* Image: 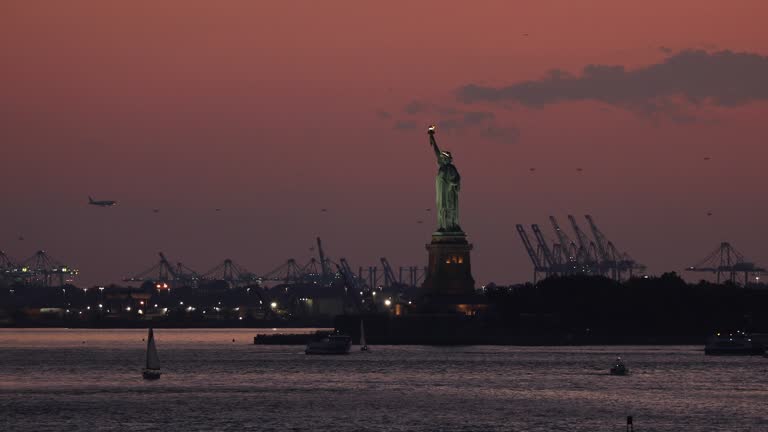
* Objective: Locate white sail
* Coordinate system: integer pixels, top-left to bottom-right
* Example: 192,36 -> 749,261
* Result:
360,320 -> 366,346
146,328 -> 160,370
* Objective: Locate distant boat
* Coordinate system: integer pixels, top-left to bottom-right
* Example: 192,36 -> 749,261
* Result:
360,320 -> 369,352
142,328 -> 161,380
305,331 -> 351,355
705,331 -> 765,355
610,356 -> 629,376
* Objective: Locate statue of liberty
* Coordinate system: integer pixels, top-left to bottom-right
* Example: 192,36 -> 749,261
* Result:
428,125 -> 462,232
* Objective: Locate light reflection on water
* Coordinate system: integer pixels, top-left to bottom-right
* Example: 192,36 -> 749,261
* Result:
0,329 -> 766,431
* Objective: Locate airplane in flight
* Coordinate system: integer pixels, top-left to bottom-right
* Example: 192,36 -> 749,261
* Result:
88,196 -> 117,207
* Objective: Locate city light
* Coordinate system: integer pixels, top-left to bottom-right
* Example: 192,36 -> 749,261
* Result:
270,302 -> 278,309
384,299 -> 392,306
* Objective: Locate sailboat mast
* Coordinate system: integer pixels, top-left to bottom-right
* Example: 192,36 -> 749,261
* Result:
360,320 -> 366,345
146,328 -> 154,369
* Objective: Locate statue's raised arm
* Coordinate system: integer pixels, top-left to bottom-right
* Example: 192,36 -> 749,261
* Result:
428,125 -> 442,163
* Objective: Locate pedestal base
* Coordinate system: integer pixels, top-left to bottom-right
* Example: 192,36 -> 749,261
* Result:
420,231 -> 476,300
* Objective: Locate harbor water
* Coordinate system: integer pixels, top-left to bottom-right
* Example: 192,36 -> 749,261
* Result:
0,329 -> 766,431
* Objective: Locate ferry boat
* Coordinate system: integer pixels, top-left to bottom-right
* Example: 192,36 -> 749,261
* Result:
705,331 -> 765,355
305,331 -> 352,355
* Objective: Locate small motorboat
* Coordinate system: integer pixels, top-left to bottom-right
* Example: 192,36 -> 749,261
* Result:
360,320 -> 369,352
305,331 -> 352,355
705,331 -> 765,355
610,356 -> 629,376
142,328 -> 162,380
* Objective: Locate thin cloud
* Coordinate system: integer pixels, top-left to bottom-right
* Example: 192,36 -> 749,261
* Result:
457,50 -> 768,110
404,100 -> 428,115
437,119 -> 462,132
463,111 -> 495,125
392,102 -> 517,143
481,125 -> 520,144
376,110 -> 392,120
393,120 -> 418,130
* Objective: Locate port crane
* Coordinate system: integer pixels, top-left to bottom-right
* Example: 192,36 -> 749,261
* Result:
686,242 -> 766,285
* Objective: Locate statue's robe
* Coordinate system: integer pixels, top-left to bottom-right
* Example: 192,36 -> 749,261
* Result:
436,160 -> 461,232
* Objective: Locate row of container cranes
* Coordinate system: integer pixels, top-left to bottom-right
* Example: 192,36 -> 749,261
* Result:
6,227 -> 765,290
516,215 -> 645,283
0,250 -> 79,287
0,238 -> 427,295
122,238 -> 426,292
517,215 -> 767,286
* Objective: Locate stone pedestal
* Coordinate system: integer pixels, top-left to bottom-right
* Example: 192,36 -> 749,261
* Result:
420,231 -> 475,298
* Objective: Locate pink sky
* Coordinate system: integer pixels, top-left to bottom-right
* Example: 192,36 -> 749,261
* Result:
1,1 -> 767,285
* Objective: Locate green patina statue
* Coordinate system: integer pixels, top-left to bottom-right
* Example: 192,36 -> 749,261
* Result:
428,126 -> 462,233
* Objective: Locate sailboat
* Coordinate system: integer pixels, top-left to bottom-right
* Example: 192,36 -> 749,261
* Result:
142,328 -> 161,380
360,320 -> 369,352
